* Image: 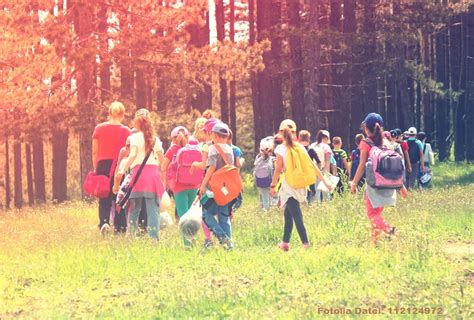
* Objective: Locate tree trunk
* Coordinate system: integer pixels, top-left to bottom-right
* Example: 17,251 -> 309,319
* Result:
72,2 -> 95,194
465,9 -> 474,162
250,0 -> 260,150
98,3 -> 111,103
229,0 -> 237,143
452,14 -> 466,162
52,129 -> 68,202
435,17 -> 450,161
32,137 -> 46,204
5,137 -> 11,209
306,0 -> 321,132
341,0 -> 356,148
216,0 -> 230,124
25,144 -> 34,206
13,135 -> 22,209
287,0 -> 306,129
136,68 -> 146,108
422,34 -> 434,137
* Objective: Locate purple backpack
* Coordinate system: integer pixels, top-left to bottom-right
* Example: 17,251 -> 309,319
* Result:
365,139 -> 405,189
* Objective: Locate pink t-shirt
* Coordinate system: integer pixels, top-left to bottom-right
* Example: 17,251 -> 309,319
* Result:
92,122 -> 131,162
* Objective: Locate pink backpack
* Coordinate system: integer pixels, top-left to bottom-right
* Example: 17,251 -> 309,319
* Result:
176,141 -> 204,186
365,139 -> 405,189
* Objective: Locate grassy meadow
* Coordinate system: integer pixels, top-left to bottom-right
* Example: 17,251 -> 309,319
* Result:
0,163 -> 473,319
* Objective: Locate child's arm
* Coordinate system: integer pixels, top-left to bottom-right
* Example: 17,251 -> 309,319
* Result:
351,148 -> 369,193
343,157 -> 351,175
400,185 -> 408,200
403,149 -> 412,173
191,150 -> 208,171
199,165 -> 216,196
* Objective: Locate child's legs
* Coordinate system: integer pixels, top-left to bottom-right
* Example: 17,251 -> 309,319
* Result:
217,205 -> 231,238
201,222 -> 212,240
202,199 -> 228,240
175,190 -> 196,217
364,193 -> 390,241
128,198 -> 142,237
283,202 -> 294,243
114,208 -> 127,233
144,197 -> 160,239
259,188 -> 271,210
287,197 -> 309,244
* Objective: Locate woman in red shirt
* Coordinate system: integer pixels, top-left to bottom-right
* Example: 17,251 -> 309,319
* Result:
92,101 -> 131,234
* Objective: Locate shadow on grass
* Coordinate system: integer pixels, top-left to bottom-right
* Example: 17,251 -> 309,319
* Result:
433,163 -> 474,187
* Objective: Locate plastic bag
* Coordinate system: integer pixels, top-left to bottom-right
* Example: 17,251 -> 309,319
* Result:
316,174 -> 339,192
160,211 -> 174,230
160,191 -> 172,212
178,201 -> 202,241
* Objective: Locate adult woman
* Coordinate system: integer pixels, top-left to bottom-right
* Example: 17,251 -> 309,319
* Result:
270,120 -> 332,251
119,112 -> 165,240
92,101 -> 131,234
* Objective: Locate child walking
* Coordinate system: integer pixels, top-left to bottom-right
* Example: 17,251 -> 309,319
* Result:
254,137 -> 274,210
270,120 -> 333,251
351,113 -> 407,244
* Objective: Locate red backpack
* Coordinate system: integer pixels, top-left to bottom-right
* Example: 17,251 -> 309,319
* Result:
176,141 -> 204,186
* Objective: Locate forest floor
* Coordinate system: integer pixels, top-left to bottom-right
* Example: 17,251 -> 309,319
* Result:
0,163 -> 473,319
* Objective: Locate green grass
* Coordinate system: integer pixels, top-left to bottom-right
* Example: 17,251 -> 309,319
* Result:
0,164 -> 473,319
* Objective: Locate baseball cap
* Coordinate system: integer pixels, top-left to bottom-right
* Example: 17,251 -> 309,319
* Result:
362,112 -> 384,130
171,126 -> 189,138
320,130 -> 330,140
279,119 -> 297,132
408,127 -> 417,135
135,108 -> 150,118
260,136 -> 274,152
212,122 -> 230,135
203,118 -> 221,133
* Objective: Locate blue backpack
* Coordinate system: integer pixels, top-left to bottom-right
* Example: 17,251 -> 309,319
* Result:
254,155 -> 274,188
350,149 -> 361,180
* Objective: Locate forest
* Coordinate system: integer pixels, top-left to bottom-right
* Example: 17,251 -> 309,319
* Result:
1,0 -> 474,208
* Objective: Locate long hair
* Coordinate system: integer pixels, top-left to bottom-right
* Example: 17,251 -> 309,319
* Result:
134,115 -> 155,153
282,128 -> 294,148
364,123 -> 383,147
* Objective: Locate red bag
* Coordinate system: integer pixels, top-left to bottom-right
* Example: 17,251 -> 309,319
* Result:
83,172 -> 111,198
83,159 -> 116,198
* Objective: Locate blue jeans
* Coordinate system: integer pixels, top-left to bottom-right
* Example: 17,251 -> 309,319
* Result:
202,199 -> 231,240
258,187 -> 271,210
129,197 -> 160,239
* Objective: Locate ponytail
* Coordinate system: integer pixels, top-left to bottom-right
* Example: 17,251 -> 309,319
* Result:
283,128 -> 294,148
134,115 -> 155,154
372,123 -> 383,147
176,132 -> 187,148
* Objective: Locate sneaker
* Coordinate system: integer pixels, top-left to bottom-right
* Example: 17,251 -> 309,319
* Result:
220,237 -> 234,250
278,242 -> 290,251
203,239 -> 214,249
389,227 -> 396,236
302,242 -> 311,249
100,223 -> 111,236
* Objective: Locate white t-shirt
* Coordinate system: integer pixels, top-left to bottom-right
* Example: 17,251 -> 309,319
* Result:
129,132 -> 163,168
310,142 -> 332,171
274,144 -> 288,169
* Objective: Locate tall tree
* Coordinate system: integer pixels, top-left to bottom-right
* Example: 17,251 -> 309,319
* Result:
52,129 -> 68,202
466,8 -> 474,162
32,136 -> 46,204
5,137 -> 11,209
306,0 -> 322,132
287,0 -> 306,129
98,3 -> 111,103
13,127 -> 22,209
72,1 -> 96,194
216,0 -> 230,124
25,144 -> 34,206
249,0 -> 261,150
229,0 -> 237,143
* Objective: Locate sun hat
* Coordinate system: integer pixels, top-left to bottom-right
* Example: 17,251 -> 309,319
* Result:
279,119 -> 297,132
408,127 -> 417,136
212,122 -> 230,135
203,118 -> 221,133
260,136 -> 274,152
171,126 -> 189,138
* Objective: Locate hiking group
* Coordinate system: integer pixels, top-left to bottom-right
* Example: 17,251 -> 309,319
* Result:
87,101 -> 435,250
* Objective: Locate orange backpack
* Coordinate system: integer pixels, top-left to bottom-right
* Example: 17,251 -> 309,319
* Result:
208,144 -> 243,206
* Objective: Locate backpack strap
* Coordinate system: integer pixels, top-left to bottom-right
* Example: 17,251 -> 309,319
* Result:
214,144 -> 230,166
364,138 -> 375,148
423,143 -> 427,153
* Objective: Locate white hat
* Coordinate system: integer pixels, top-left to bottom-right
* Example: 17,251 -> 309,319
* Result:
320,130 -> 330,139
408,127 -> 417,136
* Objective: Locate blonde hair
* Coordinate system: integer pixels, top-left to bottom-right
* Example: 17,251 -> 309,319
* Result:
134,115 -> 155,154
108,101 -> 125,119
202,109 -> 216,120
333,136 -> 342,145
298,130 -> 311,143
193,117 -> 207,142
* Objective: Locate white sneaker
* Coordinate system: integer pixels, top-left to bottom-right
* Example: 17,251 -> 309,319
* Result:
100,223 -> 111,236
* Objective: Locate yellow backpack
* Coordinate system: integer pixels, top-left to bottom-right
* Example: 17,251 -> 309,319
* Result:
285,143 -> 317,189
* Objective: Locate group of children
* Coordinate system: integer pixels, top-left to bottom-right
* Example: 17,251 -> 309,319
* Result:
99,102 -> 434,249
